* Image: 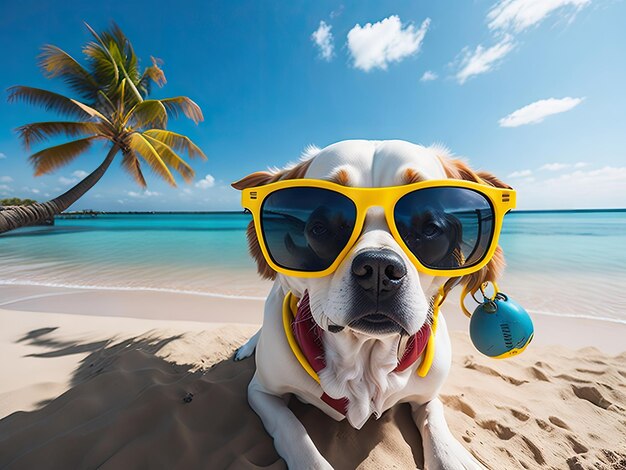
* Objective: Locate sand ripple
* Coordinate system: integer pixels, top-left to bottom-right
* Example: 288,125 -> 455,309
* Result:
0,328 -> 625,469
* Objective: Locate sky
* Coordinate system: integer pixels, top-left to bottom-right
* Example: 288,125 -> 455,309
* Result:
1,0 -> 625,211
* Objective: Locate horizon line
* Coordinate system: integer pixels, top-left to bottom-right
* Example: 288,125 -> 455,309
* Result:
57,208 -> 626,216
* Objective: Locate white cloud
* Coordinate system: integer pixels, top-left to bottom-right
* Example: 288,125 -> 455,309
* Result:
513,166 -> 626,209
0,153 -> 6,159
537,161 -> 585,171
59,169 -> 89,186
59,176 -> 75,185
182,188 -> 192,195
127,190 -> 160,198
311,21 -> 334,61
330,6 -> 344,19
453,0 -> 589,85
540,162 -> 569,171
456,37 -> 515,84
508,169 -> 533,178
487,0 -> 591,33
499,97 -> 583,127
195,174 -> 216,189
420,70 -> 438,82
0,176 -> 13,183
347,16 -> 430,72
0,184 -> 12,192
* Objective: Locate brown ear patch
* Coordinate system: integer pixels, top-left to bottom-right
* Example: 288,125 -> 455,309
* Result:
233,157 -> 314,280
475,170 -> 512,189
231,158 -> 314,190
246,221 -> 276,280
231,172 -> 275,190
438,156 -> 512,189
437,154 -> 509,293
438,156 -> 483,183
461,245 -> 506,294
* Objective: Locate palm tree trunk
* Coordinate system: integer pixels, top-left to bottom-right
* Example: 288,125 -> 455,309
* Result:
0,145 -> 119,234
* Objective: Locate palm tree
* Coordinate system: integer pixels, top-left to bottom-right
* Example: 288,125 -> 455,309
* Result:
0,23 -> 206,234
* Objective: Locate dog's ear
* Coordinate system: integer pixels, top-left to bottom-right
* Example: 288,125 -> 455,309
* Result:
232,159 -> 315,280
245,221 -> 277,280
438,155 -> 512,189
437,155 -> 510,292
474,170 -> 512,190
231,159 -> 314,190
231,172 -> 275,190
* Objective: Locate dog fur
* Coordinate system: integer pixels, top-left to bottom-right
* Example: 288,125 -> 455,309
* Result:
232,140 -> 508,469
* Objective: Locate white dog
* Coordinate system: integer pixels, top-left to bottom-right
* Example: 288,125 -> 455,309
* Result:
232,140 -> 508,469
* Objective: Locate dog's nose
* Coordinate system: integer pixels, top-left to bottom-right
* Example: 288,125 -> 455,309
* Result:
351,249 -> 407,300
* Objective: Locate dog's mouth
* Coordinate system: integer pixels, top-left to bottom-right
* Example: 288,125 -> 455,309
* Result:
348,312 -> 406,335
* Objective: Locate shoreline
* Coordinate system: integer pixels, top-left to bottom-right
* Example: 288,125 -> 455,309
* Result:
50,207 -> 626,215
0,280 -> 269,302
2,280 -> 626,325
1,283 -> 625,355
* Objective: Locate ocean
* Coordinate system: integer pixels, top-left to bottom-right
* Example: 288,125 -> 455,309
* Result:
1,211 -> 625,323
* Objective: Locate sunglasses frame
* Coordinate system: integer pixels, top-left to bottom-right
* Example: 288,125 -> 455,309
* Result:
241,178 -> 516,278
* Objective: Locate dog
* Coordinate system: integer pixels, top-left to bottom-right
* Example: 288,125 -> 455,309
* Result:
232,140 -> 508,469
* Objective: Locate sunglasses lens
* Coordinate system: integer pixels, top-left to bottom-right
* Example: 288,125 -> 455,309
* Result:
260,187 -> 357,272
394,187 -> 495,270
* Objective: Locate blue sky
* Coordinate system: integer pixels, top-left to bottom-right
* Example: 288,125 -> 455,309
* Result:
1,0 -> 625,211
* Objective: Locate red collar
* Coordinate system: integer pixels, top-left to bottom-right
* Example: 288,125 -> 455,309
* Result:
291,291 -> 431,415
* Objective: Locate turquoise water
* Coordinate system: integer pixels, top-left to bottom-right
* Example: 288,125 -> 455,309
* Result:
1,211 -> 625,321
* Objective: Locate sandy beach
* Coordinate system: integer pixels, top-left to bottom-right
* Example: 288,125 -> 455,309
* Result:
1,284 -> 625,469
2,0 -> 625,466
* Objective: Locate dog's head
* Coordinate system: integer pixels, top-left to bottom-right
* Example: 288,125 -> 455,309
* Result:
233,140 -> 508,338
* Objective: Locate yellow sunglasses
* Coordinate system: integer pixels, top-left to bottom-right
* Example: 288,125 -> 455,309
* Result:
241,178 -> 516,278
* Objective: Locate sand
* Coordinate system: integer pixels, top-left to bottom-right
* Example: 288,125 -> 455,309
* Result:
0,286 -> 625,469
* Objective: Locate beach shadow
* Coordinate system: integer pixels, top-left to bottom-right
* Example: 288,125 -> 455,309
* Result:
17,327 -> 59,342
15,326 -> 184,387
2,327 -> 425,469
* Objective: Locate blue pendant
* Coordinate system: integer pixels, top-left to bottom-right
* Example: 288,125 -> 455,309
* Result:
469,293 -> 534,358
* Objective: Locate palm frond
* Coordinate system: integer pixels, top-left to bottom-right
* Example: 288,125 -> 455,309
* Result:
28,136 -> 97,176
38,45 -> 99,100
142,134 -> 194,182
103,23 -> 139,81
121,147 -> 147,187
118,78 -> 127,115
70,99 -> 111,123
94,24 -> 143,103
7,86 -> 92,119
137,57 -> 166,97
142,129 -> 206,160
159,97 -> 203,124
16,121 -> 104,150
83,42 -> 119,87
126,100 -> 168,129
128,133 -> 176,186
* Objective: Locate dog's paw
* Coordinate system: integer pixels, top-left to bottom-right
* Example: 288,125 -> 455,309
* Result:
233,330 -> 260,361
234,343 -> 255,361
425,440 -> 485,470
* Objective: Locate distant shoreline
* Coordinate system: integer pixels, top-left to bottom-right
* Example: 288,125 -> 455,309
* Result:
58,208 -> 626,217
58,210 -> 248,216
